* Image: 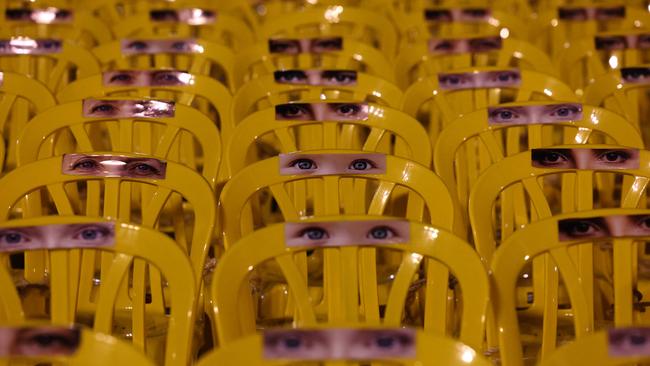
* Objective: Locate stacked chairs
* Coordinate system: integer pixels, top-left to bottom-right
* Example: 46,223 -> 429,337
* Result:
2,0 -> 650,365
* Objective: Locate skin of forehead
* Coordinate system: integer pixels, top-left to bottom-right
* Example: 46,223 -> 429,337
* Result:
278,153 -> 386,175
284,220 -> 409,247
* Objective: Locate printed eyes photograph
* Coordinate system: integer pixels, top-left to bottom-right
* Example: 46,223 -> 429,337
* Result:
424,8 -> 490,22
62,153 -> 167,179
82,98 -> 175,118
0,222 -> 115,252
263,328 -> 416,360
429,36 -> 502,54
558,214 -> 650,241
594,34 -> 650,50
274,102 -> 368,121
621,67 -> 650,83
273,69 -> 358,86
149,8 -> 216,25
278,152 -> 386,176
609,328 -> 650,357
531,148 -> 640,170
284,220 -> 410,247
5,8 -> 73,23
487,103 -> 582,124
121,38 -> 201,55
268,36 -> 343,54
558,6 -> 625,21
438,69 -> 521,90
0,326 -> 80,357
0,38 -> 61,54
102,70 -> 194,87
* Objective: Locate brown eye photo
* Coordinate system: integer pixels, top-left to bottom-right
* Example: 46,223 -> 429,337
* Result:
531,148 -> 639,169
82,98 -> 175,118
62,153 -> 167,179
609,327 -> 650,357
595,6 -> 625,20
273,70 -> 309,84
0,326 -> 81,357
5,8 -> 33,21
559,214 -> 650,241
275,102 -> 368,121
268,38 -> 302,54
149,9 -> 179,22
467,36 -> 502,52
424,9 -> 453,22
595,35 -> 628,50
558,7 -> 589,20
621,67 -> 650,83
637,34 -> 650,49
310,37 -> 343,53
275,103 -> 314,120
458,8 -> 490,21
263,328 -> 416,360
0,222 -> 115,252
279,152 -> 386,176
428,38 -> 459,54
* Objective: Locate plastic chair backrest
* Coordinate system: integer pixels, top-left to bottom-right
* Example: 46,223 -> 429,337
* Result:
0,7 -> 113,48
435,103 -> 643,218
16,99 -> 222,188
225,103 -> 431,177
0,216 -> 196,366
0,155 -> 215,285
0,39 -> 100,92
492,208 -> 650,366
259,7 -> 397,59
0,71 -> 57,173
232,71 -> 403,123
0,324 -> 156,366
234,39 -> 394,89
219,150 -> 459,247
395,36 -> 557,89
92,37 -> 236,92
55,71 -> 234,139
211,219 -> 488,350
401,67 -> 578,144
197,327 -> 492,366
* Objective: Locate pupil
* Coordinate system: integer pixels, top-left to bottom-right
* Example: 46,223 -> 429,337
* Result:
557,108 -> 569,116
376,337 -> 394,348
450,77 -> 460,84
307,229 -> 324,240
82,230 -> 98,240
35,335 -> 55,346
605,152 -> 619,161
371,228 -> 388,239
80,161 -> 95,168
297,160 -> 313,169
172,42 -> 186,50
546,153 -> 559,162
499,111 -> 512,119
498,74 -> 509,81
631,334 -> 646,345
575,222 -> 590,233
6,233 -> 21,244
284,338 -> 301,348
133,42 -> 146,50
137,164 -> 151,171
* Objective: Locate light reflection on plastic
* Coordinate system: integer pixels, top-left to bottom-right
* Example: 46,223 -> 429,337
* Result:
368,105 -> 384,118
352,53 -> 363,61
461,348 -> 476,363
10,37 -> 38,54
325,5 -> 343,23
410,253 -> 423,263
424,226 -> 439,240
543,88 -> 553,96
177,72 -> 195,85
513,51 -> 523,58
608,55 -> 619,69
617,83 -> 623,89
524,255 -> 530,261
551,18 -> 558,27
101,160 -> 127,166
499,28 -> 510,39
590,111 -> 599,125
372,91 -> 382,98
31,8 -> 59,23
488,17 -> 500,27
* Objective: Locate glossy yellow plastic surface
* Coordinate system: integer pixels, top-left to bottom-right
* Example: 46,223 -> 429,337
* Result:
395,37 -> 558,89
401,67 -> 578,145
0,155 -> 216,285
435,103 -> 643,221
0,323 -> 155,366
55,72 -> 234,140
0,216 -> 196,366
492,208 -> 650,366
0,40 -> 100,92
224,103 -> 431,178
234,39 -> 395,88
92,37 -> 237,92
16,98 -> 222,188
259,7 -> 397,58
0,71 -> 57,173
211,219 -> 488,350
219,149 -> 460,247
232,71 -> 403,124
198,326 -> 492,366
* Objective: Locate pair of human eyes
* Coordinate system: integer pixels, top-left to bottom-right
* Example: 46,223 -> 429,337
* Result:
533,149 -> 632,166
72,158 -> 161,176
125,41 -> 190,52
275,71 -> 356,84
559,216 -> 650,238
439,71 -> 519,86
18,331 -> 78,353
297,225 -> 397,241
622,68 -> 650,82
489,105 -> 580,123
276,103 -> 362,119
597,36 -> 627,49
311,38 -> 342,52
266,332 -> 412,355
108,72 -> 182,85
150,10 -> 179,21
468,38 -> 501,52
0,225 -> 112,246
289,158 -> 377,171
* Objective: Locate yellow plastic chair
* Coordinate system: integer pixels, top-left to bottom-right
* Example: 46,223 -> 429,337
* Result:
259,7 -> 398,59
224,102 -> 431,178
55,71 -> 234,140
232,71 -> 403,124
0,216 -> 196,366
556,29 -> 650,95
0,6 -> 113,49
540,328 -> 650,366
0,154 -> 215,288
435,102 -> 643,219
16,98 -> 222,189
197,326 -> 492,366
110,9 -> 254,52
492,209 -> 650,366
0,38 -> 100,93
584,66 -> 650,145
219,150 -> 460,248
211,219 -> 488,351
0,71 -> 57,173
401,67 -> 578,145
91,37 -> 236,92
0,324 -> 155,366
234,38 -> 394,89
395,36 -> 557,90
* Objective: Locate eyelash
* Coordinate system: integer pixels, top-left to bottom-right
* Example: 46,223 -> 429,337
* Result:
72,159 -> 99,170
110,74 -> 134,83
0,231 -> 28,245
348,159 -> 377,170
71,225 -> 112,241
334,104 -> 361,116
289,159 -> 317,170
89,103 -> 117,115
125,162 -> 161,176
595,150 -> 631,163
